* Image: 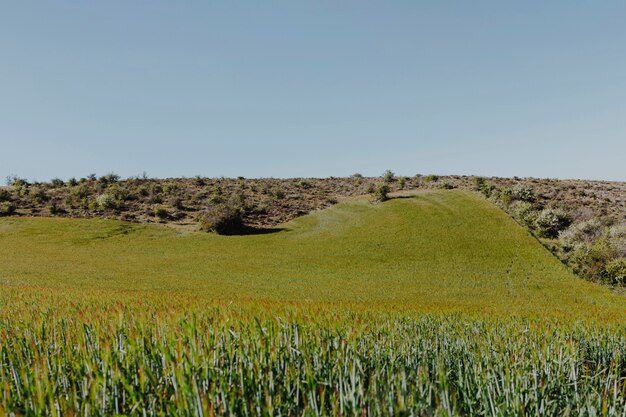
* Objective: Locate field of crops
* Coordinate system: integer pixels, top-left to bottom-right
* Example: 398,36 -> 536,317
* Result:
1,191 -> 626,415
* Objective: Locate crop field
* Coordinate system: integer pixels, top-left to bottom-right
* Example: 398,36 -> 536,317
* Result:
1,191 -> 626,415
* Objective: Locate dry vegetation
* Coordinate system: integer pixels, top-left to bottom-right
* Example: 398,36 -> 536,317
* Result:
2,173 -> 625,228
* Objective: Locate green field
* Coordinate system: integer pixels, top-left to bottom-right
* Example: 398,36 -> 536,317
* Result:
1,190 -> 625,415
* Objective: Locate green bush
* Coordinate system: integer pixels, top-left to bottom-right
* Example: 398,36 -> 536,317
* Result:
0,201 -> 16,216
50,178 -> 65,187
48,203 -> 61,215
604,258 -> 626,285
535,208 -> 571,238
99,173 -> 120,184
198,203 -> 244,234
96,193 -> 121,210
559,219 -> 604,251
472,176 -> 486,191
371,182 -> 390,202
511,202 -> 536,229
154,206 -> 169,219
398,176 -> 406,189
0,188 -> 10,202
511,185 -> 535,202
382,170 -> 395,183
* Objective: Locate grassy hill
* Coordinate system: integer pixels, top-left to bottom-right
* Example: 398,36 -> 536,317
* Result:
1,190 -> 623,320
2,190 -> 626,415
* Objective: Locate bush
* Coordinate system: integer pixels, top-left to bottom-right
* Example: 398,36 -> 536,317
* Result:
48,203 -> 61,215
198,203 -> 244,234
606,225 -> 626,257
0,188 -> 10,202
472,176 -> 486,191
382,170 -> 395,183
559,219 -> 604,251
398,176 -> 406,189
511,185 -> 535,202
535,208 -> 571,238
154,206 -> 169,219
511,202 -> 536,229
371,183 -> 390,202
0,201 -> 16,215
604,258 -> 626,285
6,176 -> 28,187
99,173 -> 120,184
168,197 -> 184,210
96,193 -> 121,210
50,178 -> 65,187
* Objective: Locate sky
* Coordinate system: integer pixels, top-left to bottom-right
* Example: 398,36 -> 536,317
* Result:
1,1 -> 625,182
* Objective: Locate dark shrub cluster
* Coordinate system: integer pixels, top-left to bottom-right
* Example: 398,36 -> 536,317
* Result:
198,202 -> 244,235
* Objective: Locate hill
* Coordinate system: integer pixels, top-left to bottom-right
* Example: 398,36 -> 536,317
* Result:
2,190 -> 626,415
1,190 -> 624,320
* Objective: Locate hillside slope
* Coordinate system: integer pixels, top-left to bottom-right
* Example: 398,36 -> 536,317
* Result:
1,190 -> 624,320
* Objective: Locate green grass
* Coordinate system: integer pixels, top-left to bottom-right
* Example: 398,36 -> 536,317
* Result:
1,190 -> 626,415
0,190 -> 624,319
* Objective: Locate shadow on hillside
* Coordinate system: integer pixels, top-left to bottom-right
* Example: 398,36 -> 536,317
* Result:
222,226 -> 285,236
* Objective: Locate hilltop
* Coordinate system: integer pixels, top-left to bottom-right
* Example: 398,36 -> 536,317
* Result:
1,174 -> 625,228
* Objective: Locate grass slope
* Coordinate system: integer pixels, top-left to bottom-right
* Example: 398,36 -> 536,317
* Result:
1,190 -> 623,320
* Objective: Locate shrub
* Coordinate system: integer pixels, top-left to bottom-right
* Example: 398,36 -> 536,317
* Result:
382,170 -> 395,183
497,188 -> 514,206
606,225 -> 626,257
67,177 -> 78,187
559,219 -> 604,251
371,182 -> 390,202
154,206 -> 169,219
50,178 -> 65,187
208,191 -> 223,204
96,193 -> 121,210
198,203 -> 244,234
271,188 -> 285,199
424,175 -> 439,183
168,197 -> 184,210
511,202 -> 536,229
30,188 -> 49,204
511,185 -> 535,202
604,258 -> 626,285
398,176 -> 406,189
472,176 -> 486,191
298,180 -> 312,189
137,186 -> 150,197
0,201 -> 16,216
163,183 -> 178,194
535,208 -> 572,238
99,173 -> 120,183
351,173 -> 363,178
6,176 -> 28,187
0,188 -> 10,202
48,203 -> 61,215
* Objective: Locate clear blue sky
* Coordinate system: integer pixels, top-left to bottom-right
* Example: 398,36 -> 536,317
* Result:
1,2 -> 625,182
